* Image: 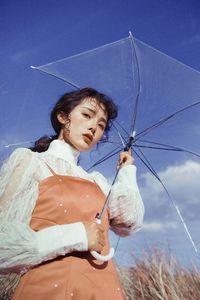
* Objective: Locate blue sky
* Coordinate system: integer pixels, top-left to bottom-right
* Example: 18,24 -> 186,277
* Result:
1,0 -> 200,268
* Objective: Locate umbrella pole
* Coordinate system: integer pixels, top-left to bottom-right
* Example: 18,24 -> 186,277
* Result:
90,134 -> 136,261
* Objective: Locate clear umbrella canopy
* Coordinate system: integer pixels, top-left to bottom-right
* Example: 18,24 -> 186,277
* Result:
1,33 -> 200,266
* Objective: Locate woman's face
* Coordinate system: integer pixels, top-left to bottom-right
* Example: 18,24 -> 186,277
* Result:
57,98 -> 108,151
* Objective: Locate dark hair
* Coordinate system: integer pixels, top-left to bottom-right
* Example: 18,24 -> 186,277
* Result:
30,87 -> 118,152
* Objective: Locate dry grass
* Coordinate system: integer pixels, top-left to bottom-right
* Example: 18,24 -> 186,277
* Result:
119,248 -> 200,300
0,273 -> 19,300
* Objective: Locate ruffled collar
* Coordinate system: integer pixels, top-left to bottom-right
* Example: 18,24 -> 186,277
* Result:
46,139 -> 80,165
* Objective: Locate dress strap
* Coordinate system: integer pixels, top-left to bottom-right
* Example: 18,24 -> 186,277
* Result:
37,156 -> 58,176
43,161 -> 57,176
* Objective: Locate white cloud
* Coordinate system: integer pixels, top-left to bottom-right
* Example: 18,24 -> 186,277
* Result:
143,221 -> 178,232
140,160 -> 200,221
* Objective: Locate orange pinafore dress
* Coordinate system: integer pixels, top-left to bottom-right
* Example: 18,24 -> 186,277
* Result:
12,164 -> 126,300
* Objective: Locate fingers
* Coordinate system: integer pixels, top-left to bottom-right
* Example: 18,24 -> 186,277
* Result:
117,149 -> 134,169
83,221 -> 106,253
96,226 -> 105,245
93,223 -> 105,252
95,231 -> 105,252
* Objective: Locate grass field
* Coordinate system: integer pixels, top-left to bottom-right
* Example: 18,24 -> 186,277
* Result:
119,248 -> 200,300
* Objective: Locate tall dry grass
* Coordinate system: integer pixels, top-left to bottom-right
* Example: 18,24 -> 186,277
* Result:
119,248 -> 200,300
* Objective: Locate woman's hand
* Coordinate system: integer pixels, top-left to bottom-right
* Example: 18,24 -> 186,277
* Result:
83,221 -> 105,253
117,149 -> 134,169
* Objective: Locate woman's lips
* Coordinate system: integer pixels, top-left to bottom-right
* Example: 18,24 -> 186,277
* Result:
82,134 -> 93,144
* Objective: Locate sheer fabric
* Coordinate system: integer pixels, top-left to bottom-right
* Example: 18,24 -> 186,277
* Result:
0,140 -> 144,297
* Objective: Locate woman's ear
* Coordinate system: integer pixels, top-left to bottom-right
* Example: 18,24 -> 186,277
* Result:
57,112 -> 68,125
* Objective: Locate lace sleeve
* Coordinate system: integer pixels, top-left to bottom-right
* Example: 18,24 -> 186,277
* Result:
92,165 -> 144,237
0,149 -> 89,275
0,148 -> 42,274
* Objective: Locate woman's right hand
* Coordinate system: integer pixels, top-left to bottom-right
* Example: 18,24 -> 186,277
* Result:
83,221 -> 105,253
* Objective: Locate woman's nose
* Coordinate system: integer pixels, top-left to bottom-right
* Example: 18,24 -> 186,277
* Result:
89,122 -> 97,135
89,126 -> 96,135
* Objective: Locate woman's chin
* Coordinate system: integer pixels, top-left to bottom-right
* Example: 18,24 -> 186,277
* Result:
71,141 -> 93,152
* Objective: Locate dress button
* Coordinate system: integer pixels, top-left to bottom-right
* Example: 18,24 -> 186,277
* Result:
54,283 -> 58,288
86,194 -> 89,198
64,209 -> 67,213
58,178 -> 62,182
59,203 -> 63,207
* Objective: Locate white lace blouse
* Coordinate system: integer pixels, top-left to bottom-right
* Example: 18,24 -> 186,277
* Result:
0,140 -> 144,274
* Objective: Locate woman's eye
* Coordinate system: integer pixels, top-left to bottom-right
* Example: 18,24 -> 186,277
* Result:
83,113 -> 91,119
98,123 -> 105,130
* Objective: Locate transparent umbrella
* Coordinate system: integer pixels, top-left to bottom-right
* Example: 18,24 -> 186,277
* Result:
29,32 -> 200,259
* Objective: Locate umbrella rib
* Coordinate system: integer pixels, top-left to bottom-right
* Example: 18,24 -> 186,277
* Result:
135,100 -> 200,140
2,140 -> 33,148
114,120 -> 130,137
133,147 -> 160,180
112,123 -> 127,148
30,66 -> 80,89
138,139 -> 200,158
86,146 -> 123,171
134,144 -> 181,151
129,31 -> 141,133
32,38 -> 129,68
134,145 -> 198,255
99,140 -> 121,145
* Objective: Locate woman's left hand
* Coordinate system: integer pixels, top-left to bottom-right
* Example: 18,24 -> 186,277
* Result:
117,149 -> 134,169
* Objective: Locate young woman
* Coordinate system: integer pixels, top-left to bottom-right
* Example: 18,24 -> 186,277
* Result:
0,88 -> 144,300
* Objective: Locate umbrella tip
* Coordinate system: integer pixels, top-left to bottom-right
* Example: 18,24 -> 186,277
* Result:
129,31 -> 133,37
131,130 -> 136,138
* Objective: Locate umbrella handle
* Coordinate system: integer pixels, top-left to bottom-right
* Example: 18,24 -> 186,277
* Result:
90,248 -> 115,261
90,219 -> 115,261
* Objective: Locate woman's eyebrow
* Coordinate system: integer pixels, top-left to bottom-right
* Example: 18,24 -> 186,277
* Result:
99,117 -> 107,124
82,107 -> 107,124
